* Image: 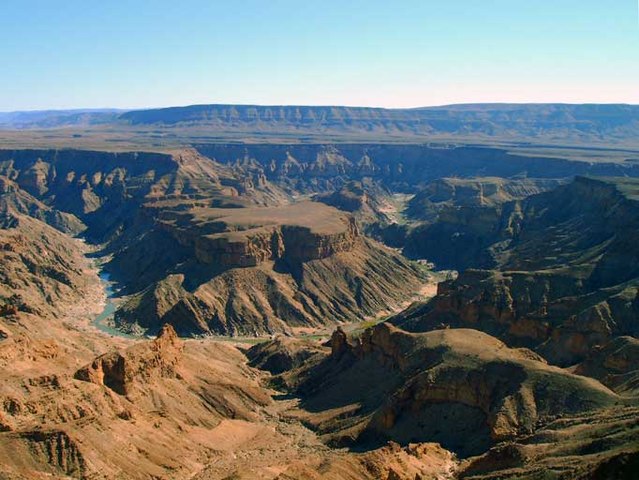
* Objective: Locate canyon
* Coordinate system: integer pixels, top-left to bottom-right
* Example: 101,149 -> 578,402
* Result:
0,105 -> 639,479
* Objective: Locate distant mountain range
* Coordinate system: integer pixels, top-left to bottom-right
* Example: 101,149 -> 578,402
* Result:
0,109 -> 124,128
2,103 -> 639,147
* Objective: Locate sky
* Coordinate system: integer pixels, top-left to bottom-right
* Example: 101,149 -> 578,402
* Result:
0,0 -> 638,111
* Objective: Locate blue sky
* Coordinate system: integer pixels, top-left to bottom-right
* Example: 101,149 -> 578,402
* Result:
1,0 -> 637,110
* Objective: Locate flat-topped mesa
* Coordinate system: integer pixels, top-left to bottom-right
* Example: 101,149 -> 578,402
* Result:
161,202 -> 360,269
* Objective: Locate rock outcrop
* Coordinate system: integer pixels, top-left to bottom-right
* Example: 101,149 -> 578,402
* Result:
0,315 -> 274,479
75,324 -> 182,395
277,323 -> 617,457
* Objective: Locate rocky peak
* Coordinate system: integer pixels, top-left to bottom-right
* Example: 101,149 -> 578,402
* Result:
75,324 -> 183,395
330,327 -> 354,359
329,323 -> 414,371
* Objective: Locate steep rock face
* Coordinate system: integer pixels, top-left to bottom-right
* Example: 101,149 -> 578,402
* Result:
277,323 -> 616,457
115,238 -> 427,336
405,177 -> 561,222
197,144 -> 639,194
279,221 -> 359,263
395,271 -> 639,366
0,148 -> 286,244
0,214 -> 91,319
0,430 -> 87,478
393,177 -> 639,365
0,175 -> 85,234
119,103 -> 639,146
0,149 -> 175,239
402,177 -> 561,268
404,205 -> 508,269
75,324 -> 182,395
184,214 -> 358,268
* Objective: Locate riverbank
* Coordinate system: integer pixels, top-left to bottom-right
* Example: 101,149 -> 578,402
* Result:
61,239 -> 135,345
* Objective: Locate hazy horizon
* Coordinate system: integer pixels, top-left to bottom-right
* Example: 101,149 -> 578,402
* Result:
1,0 -> 638,110
2,100 -> 639,115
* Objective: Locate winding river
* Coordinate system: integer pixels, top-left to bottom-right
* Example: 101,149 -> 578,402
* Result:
93,272 -> 135,338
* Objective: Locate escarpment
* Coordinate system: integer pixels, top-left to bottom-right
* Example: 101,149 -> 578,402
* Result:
196,144 -> 639,193
158,202 -> 360,269
115,236 -> 427,336
109,193 -> 428,336
394,176 -> 639,366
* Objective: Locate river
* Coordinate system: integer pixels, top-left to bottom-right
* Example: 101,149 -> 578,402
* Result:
93,271 -> 135,338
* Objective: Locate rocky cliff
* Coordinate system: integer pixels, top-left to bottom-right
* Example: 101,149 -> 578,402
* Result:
394,176 -> 639,366
115,236 -> 427,336
75,324 -> 183,395
197,144 -> 639,194
118,103 -> 639,146
405,177 -> 561,222
0,148 -> 286,243
0,175 -> 85,235
401,177 -> 562,268
158,202 -> 359,269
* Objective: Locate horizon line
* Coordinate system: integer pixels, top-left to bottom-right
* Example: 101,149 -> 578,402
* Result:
3,100 -> 639,114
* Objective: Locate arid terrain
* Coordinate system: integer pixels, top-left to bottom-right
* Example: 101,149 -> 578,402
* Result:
1,105 -> 639,479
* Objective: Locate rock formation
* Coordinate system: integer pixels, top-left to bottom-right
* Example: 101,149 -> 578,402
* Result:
0,214 -> 91,319
269,323 -> 617,457
0,148 -> 428,336
114,236 -> 426,336
2,138 -> 639,479
75,324 -> 183,395
394,176 -> 639,365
